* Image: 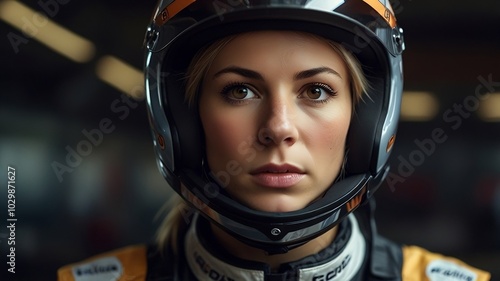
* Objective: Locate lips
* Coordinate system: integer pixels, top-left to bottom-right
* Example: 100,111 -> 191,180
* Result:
250,164 -> 305,188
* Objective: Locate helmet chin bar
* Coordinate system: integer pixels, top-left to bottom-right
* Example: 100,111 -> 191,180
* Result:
177,168 -> 373,255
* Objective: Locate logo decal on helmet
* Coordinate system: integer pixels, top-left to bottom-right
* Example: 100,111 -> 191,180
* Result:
154,0 -> 196,26
362,0 -> 396,28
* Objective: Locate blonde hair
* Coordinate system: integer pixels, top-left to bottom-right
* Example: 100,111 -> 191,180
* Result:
155,194 -> 188,253
185,35 -> 237,106
156,32 -> 370,252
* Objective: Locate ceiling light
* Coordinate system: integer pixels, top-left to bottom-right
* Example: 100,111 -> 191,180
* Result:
95,55 -> 144,100
400,91 -> 439,121
478,93 -> 500,122
0,1 -> 95,63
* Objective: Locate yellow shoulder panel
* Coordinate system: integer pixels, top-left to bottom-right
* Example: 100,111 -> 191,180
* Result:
57,244 -> 148,281
402,245 -> 490,281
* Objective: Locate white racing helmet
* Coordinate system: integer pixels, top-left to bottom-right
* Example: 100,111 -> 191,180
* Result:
144,0 -> 405,254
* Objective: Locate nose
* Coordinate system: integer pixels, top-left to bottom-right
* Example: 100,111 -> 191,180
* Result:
257,96 -> 299,147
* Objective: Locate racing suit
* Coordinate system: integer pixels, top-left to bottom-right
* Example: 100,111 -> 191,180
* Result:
58,201 -> 491,281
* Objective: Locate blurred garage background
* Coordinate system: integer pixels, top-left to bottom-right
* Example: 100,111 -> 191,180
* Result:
0,0 -> 499,279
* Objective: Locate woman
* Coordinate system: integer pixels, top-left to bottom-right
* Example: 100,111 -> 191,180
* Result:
58,1 -> 491,280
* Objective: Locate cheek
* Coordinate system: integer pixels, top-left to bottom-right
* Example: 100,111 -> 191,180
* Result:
313,122 -> 348,154
200,109 -> 253,169
307,108 -> 351,150
306,112 -> 351,189
204,118 -> 242,148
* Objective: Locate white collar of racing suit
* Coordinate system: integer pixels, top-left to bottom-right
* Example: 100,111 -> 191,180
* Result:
185,214 -> 366,281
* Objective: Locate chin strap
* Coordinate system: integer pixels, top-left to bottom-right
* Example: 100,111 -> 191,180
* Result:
179,170 -> 372,255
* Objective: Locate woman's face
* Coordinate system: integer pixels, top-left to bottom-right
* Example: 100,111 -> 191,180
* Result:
199,31 -> 352,212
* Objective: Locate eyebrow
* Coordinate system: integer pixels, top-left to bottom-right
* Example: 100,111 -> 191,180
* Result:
212,66 -> 342,80
213,66 -> 263,80
294,67 -> 342,80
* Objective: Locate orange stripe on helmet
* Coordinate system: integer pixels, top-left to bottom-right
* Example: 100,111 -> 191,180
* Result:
362,0 -> 397,28
154,0 -> 196,26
